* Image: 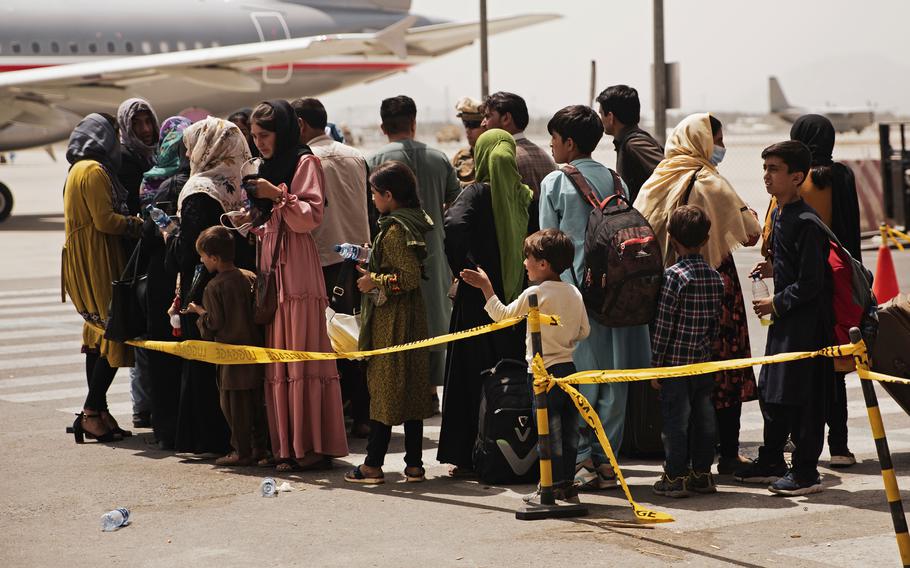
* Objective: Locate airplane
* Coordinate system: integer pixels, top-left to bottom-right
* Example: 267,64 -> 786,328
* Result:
0,0 -> 559,221
769,76 -> 875,135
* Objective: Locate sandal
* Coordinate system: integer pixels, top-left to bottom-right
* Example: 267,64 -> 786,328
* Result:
404,466 -> 426,483
344,465 -> 385,485
215,453 -> 253,467
448,465 -> 476,479
296,456 -> 334,471
275,459 -> 300,473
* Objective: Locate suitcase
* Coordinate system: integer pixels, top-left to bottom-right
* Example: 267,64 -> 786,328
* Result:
472,359 -> 540,484
871,295 -> 910,414
619,380 -> 665,458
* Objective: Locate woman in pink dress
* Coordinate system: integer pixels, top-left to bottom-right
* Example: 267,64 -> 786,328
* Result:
249,99 -> 349,471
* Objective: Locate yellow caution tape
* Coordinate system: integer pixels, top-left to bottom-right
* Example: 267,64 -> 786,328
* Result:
884,224 -> 910,251
109,313 -> 562,365
531,355 -> 674,524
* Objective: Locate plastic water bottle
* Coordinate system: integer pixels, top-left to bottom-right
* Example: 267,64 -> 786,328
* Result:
261,477 -> 278,497
101,507 -> 131,532
335,243 -> 370,263
145,204 -> 178,234
751,275 -> 773,326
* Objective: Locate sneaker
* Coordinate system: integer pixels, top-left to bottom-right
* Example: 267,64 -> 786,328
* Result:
688,471 -> 717,494
716,454 -> 751,475
522,485 -> 580,505
783,438 -> 796,453
132,411 -> 151,429
575,463 -> 618,491
734,460 -> 787,484
652,473 -> 691,498
830,451 -> 857,468
768,471 -> 823,496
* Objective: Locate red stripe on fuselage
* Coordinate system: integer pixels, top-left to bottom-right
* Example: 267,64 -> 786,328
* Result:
0,62 -> 412,73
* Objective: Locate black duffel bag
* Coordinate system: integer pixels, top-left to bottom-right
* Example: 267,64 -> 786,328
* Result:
104,240 -> 147,342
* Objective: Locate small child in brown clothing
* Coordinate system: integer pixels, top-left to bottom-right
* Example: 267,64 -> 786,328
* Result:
185,226 -> 267,466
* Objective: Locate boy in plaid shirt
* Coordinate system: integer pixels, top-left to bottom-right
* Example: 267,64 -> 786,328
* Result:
651,205 -> 724,497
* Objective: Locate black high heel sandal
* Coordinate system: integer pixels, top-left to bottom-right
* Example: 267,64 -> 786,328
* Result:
71,412 -> 118,443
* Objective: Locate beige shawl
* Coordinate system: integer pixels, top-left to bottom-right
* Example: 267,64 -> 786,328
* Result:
177,116 -> 251,214
633,113 -> 761,268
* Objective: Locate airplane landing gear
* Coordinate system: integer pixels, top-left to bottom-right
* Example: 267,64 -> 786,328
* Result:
0,181 -> 13,222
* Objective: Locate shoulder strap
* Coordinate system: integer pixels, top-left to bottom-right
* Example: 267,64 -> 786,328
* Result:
682,168 -> 702,205
268,220 -> 286,271
561,164 -> 616,209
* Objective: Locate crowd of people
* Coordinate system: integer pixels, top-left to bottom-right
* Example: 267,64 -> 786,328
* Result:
60,84 -> 862,500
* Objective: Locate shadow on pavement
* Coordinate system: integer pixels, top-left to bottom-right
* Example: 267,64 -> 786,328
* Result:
0,213 -> 65,231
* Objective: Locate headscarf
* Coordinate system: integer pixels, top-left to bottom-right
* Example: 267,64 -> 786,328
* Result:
65,113 -> 129,215
177,116 -> 251,214
790,114 -> 835,167
255,100 -> 302,187
139,116 -> 192,202
634,113 -> 761,268
473,129 -> 533,302
117,98 -> 160,166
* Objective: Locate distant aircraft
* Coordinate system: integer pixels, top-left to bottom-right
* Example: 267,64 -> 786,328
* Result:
769,76 -> 875,134
0,0 -> 558,221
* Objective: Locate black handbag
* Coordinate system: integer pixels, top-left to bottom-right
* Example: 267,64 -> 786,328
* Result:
104,240 -> 148,342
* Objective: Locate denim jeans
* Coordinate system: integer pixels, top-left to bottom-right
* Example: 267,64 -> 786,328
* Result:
659,373 -> 716,478
130,347 -> 152,415
529,362 -> 579,487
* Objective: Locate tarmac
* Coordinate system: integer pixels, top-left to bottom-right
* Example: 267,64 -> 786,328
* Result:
1,144 -> 909,567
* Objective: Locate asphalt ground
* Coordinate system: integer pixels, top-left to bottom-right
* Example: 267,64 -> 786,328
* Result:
1,145 -> 909,567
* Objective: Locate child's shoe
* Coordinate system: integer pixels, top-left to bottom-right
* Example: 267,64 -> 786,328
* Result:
734,460 -> 787,484
829,450 -> 857,468
652,473 -> 690,498
768,471 -> 823,496
688,471 -> 717,494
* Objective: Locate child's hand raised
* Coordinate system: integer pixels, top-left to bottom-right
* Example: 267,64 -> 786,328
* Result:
183,302 -> 205,316
459,266 -> 494,300
355,264 -> 377,293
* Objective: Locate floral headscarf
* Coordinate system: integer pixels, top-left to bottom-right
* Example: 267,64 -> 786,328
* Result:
139,116 -> 192,202
177,116 -> 251,214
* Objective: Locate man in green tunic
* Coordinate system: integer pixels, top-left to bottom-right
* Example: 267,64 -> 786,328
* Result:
368,96 -> 461,397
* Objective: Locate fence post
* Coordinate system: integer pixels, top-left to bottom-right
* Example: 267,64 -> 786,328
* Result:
516,293 -> 587,520
850,327 -> 910,567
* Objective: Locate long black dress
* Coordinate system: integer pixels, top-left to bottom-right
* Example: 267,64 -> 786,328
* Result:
165,192 -> 255,454
140,166 -> 188,448
437,182 -> 526,468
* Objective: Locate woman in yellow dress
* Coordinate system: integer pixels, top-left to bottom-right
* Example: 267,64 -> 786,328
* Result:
62,113 -> 142,443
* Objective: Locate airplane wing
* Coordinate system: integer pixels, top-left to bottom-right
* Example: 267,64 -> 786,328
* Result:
0,13 -> 559,124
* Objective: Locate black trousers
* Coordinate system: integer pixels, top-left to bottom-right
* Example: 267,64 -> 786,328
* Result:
83,352 -> 118,412
758,396 -> 826,482
715,403 -> 742,459
148,350 -> 183,447
826,372 -> 849,453
323,262 -> 369,426
365,420 -> 423,468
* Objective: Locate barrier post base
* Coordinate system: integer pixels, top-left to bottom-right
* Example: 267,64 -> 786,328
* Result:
515,502 -> 588,521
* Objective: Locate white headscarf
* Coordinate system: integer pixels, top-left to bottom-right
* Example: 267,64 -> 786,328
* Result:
177,116 -> 250,214
117,97 -> 159,166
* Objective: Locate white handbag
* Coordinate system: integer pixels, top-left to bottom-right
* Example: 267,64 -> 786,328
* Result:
325,307 -> 363,360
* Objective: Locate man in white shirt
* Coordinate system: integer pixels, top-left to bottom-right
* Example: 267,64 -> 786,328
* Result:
293,97 -> 371,437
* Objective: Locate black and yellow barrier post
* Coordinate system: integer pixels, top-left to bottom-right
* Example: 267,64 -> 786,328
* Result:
516,293 -> 587,520
850,327 -> 910,567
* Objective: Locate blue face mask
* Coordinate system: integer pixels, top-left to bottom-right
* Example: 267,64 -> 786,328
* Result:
710,145 -> 726,166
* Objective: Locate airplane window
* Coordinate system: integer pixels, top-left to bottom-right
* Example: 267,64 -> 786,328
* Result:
31,42 -> 40,53
159,41 -> 169,53
11,43 -> 21,54
141,41 -> 151,54
176,41 -> 187,51
107,41 -> 115,53
211,41 -> 220,48
194,41 -> 203,49
69,42 -> 78,53
51,41 -> 60,53
88,43 -> 97,53
125,42 -> 133,53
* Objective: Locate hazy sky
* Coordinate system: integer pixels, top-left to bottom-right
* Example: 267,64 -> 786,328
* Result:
321,0 -> 910,122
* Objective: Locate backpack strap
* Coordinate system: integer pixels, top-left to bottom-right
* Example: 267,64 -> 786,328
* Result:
681,168 -> 702,205
561,164 -> 624,210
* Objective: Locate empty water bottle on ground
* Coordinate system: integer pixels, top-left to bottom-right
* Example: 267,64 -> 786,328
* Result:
101,507 -> 131,532
335,243 -> 370,263
751,275 -> 773,326
261,477 -> 278,497
146,204 -> 178,235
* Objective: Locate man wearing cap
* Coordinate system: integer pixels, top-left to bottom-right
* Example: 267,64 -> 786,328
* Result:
451,97 -> 485,186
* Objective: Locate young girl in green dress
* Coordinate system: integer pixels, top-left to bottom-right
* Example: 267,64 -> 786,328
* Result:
345,161 -> 435,485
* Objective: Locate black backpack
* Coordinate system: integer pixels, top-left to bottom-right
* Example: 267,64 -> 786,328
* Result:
472,359 -> 539,485
561,165 -> 664,328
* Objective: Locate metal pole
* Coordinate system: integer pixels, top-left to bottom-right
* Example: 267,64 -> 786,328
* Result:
850,327 -> 910,567
479,0 -> 489,99
589,60 -> 597,107
652,0 -> 666,142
